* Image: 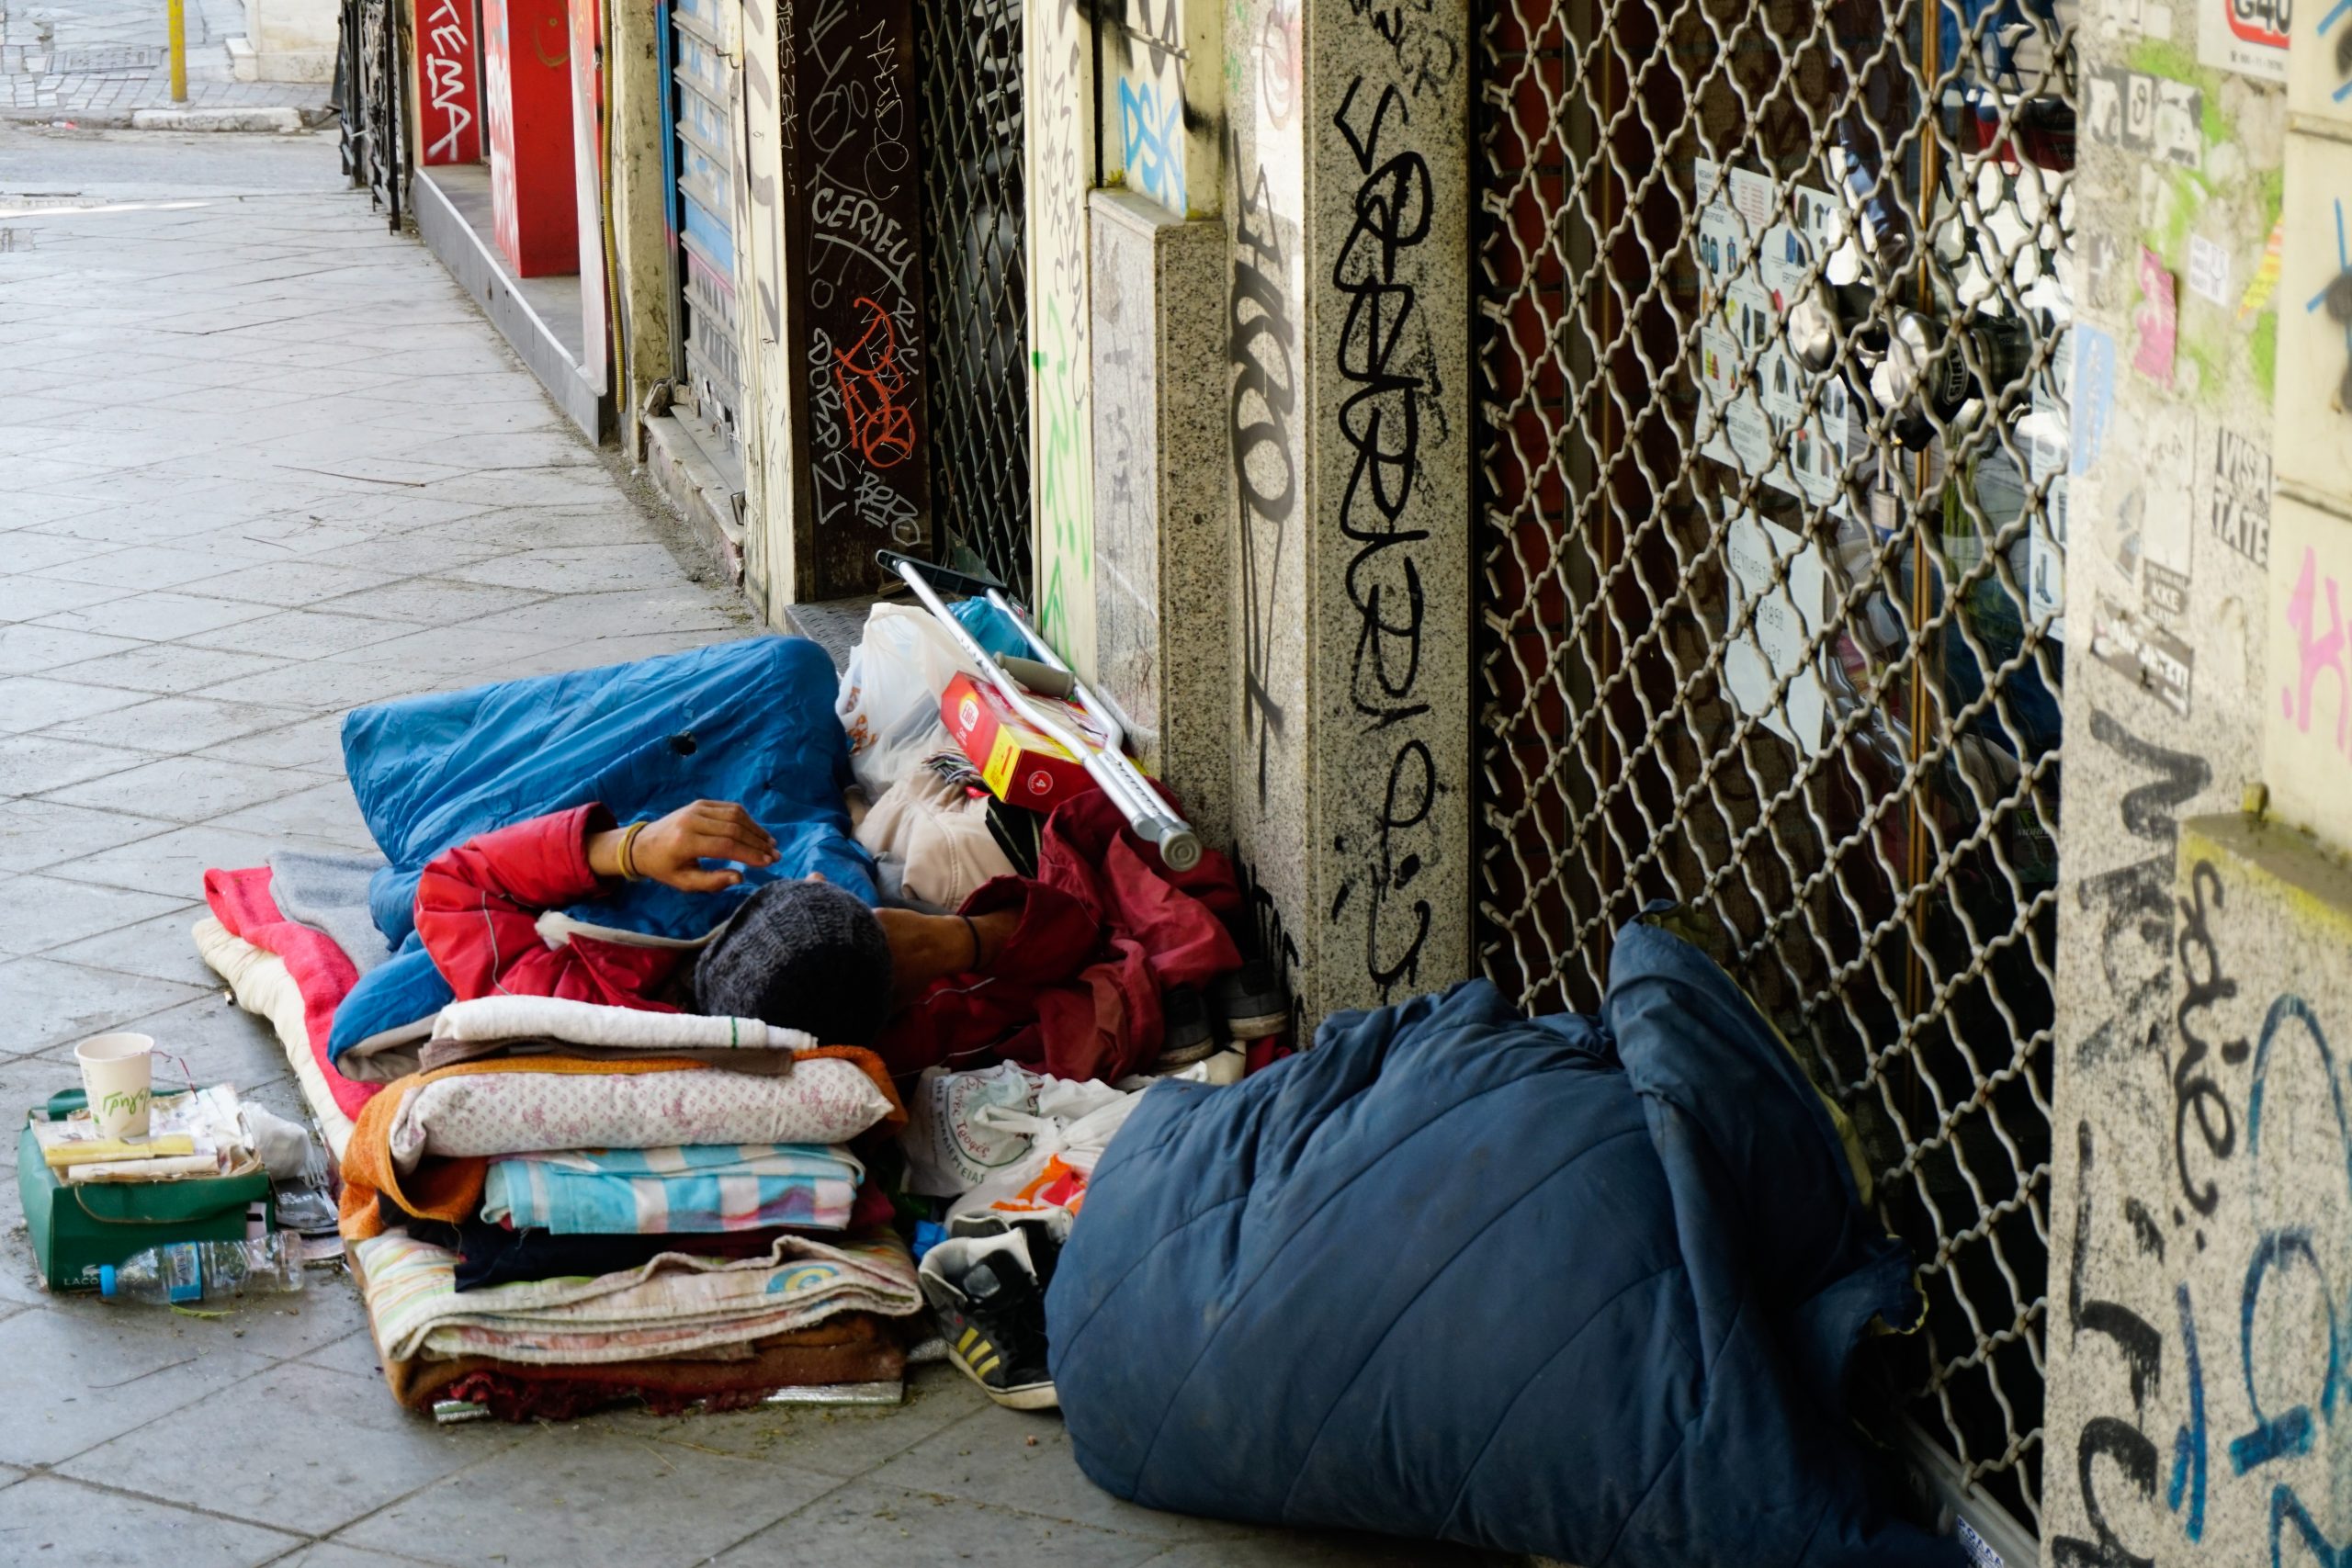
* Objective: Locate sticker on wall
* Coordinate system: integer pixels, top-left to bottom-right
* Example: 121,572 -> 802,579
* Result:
2134,247 -> 2179,384
1723,508 -> 1830,751
2086,66 -> 2204,162
2188,234 -> 2233,307
2239,220 -> 2285,321
2199,0 -> 2290,82
2072,324 -> 2119,475
2091,593 -> 2196,715
2203,424 -> 2273,567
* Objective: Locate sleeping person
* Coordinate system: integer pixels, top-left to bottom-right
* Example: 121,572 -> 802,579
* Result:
414,797 -> 1018,1047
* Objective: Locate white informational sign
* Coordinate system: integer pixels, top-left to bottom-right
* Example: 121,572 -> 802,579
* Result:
1690,159 -> 1856,517
2198,0 -> 2288,81
1724,508 -> 1831,751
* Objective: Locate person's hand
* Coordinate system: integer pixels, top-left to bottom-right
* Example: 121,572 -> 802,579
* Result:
590,801 -> 779,892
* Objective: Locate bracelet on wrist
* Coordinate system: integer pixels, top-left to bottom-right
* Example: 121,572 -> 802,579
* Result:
616,820 -> 649,881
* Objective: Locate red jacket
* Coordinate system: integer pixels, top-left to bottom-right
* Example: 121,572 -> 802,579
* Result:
414,804 -> 686,1011
874,791 -> 1246,1083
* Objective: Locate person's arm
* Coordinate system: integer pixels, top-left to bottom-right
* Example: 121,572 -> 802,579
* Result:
414,804 -> 617,1002
583,800 -> 780,890
416,800 -> 786,1004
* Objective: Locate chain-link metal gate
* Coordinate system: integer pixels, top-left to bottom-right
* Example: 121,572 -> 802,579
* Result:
914,0 -> 1032,598
1474,0 -> 2074,1536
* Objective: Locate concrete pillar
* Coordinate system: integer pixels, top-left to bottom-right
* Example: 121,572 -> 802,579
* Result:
2035,6 -> 2352,1562
605,0 -> 676,444
1216,0 -> 1471,1017
1090,189 -> 1233,851
732,0 -> 792,617
1026,0 -> 1098,672
733,0 -> 931,612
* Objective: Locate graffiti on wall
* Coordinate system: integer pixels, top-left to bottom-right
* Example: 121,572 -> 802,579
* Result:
1320,50 -> 1452,998
1102,0 -> 1205,218
1230,136 -> 1298,813
414,0 -> 481,165
2060,824 -> 2352,1568
794,0 -> 929,587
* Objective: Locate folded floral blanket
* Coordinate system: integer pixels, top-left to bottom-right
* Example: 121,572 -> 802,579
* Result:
387,1055 -> 899,1169
352,1225 -> 922,1363
481,1144 -> 865,1235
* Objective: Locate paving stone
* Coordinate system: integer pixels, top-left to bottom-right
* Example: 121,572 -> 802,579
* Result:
447,543 -> 699,595
0,872 -> 182,955
37,694 -> 307,754
0,574 -> 126,624
194,713 -> 352,776
334,1424 -> 845,1568
874,1404 -> 1255,1546
28,589 -> 273,642
0,621 -> 142,674
30,542 -> 254,592
186,608 -> 425,660
715,1481 -> 1170,1568
629,1361 -> 991,1480
40,821 -> 293,897
0,795 -> 174,872
205,777 -> 374,848
0,733 -> 158,795
44,754 -> 317,823
60,1359 -> 499,1536
0,1298 -> 279,1467
45,902 -> 219,987
0,675 -> 147,735
0,953 -> 209,1052
0,1475 -> 300,1567
46,641 -> 293,696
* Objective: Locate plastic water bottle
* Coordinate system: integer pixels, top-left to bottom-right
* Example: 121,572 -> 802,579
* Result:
97,1235 -> 304,1305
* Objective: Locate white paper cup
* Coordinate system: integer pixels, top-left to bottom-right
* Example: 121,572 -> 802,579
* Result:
74,1032 -> 155,1140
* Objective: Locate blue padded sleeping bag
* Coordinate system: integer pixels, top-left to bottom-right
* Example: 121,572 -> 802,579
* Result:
328,637 -> 876,1056
1046,917 -> 1962,1568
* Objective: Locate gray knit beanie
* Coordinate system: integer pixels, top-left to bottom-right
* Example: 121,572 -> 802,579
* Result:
691,878 -> 893,1044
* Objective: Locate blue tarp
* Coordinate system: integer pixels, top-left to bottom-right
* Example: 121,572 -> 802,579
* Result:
327,637 -> 874,1057
1046,917 -> 1961,1568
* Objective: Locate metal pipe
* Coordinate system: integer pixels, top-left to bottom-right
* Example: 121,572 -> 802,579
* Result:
167,0 -> 187,102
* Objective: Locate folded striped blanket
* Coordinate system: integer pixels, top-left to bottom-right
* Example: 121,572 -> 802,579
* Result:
481,1144 -> 865,1235
352,1225 -> 921,1364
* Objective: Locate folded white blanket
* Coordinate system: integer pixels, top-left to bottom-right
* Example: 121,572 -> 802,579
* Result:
430,994 -> 815,1052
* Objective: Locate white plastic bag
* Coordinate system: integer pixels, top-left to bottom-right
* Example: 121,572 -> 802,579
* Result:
837,603 -> 984,800
901,1062 -> 1137,1201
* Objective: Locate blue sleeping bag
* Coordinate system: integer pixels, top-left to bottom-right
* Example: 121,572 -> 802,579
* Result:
328,637 -> 875,1057
1046,916 -> 1962,1567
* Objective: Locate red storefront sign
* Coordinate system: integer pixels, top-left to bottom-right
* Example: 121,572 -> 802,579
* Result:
413,0 -> 481,165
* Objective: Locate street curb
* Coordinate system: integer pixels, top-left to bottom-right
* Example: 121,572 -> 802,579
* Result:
130,106 -> 303,131
0,106 -> 326,130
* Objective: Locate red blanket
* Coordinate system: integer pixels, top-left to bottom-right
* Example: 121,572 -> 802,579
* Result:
203,866 -> 382,1119
873,791 -> 1245,1083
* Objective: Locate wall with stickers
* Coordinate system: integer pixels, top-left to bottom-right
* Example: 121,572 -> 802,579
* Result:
2040,0 -> 2352,1559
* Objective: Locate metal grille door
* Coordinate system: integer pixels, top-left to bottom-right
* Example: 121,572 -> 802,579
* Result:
914,0 -> 1031,597
667,0 -> 741,454
1474,0 -> 2075,1534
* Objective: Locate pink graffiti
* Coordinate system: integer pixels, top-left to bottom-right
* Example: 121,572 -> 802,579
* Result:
2280,544 -> 2350,752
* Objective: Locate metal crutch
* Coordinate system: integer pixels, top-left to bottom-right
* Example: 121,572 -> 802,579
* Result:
878,551 -> 1203,873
